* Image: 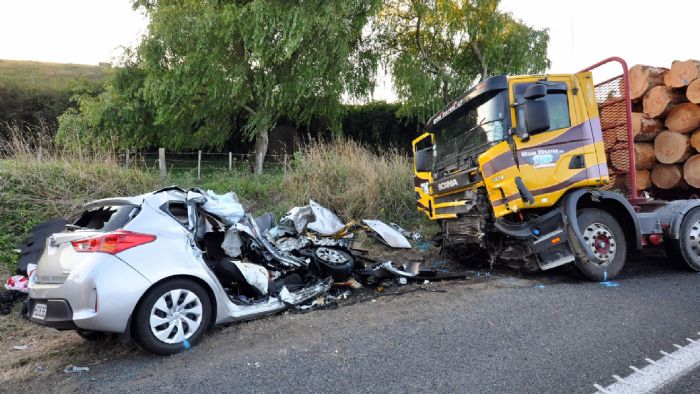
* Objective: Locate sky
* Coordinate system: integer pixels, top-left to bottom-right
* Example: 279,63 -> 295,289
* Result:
0,0 -> 698,100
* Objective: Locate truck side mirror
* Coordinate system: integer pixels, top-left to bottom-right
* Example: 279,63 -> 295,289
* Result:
524,84 -> 550,134
414,147 -> 432,172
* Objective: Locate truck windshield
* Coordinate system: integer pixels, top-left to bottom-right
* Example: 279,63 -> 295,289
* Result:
433,90 -> 507,163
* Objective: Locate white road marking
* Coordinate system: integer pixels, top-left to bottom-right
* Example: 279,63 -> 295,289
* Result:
593,334 -> 700,393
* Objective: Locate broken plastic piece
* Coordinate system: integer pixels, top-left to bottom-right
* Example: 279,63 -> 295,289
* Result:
376,261 -> 416,277
63,365 -> 90,373
362,220 -> 411,248
4,275 -> 28,293
12,345 -> 28,351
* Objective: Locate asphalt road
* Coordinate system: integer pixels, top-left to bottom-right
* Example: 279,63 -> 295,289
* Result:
26,255 -> 700,393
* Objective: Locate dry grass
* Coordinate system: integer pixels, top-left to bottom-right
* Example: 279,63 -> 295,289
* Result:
282,139 -> 419,225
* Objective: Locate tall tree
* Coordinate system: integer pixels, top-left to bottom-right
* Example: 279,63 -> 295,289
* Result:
375,0 -> 550,122
132,0 -> 379,173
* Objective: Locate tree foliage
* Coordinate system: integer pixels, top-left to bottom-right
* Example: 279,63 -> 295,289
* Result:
375,0 -> 550,122
59,0 -> 379,172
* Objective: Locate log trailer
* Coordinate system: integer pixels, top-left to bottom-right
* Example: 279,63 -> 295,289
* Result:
412,57 -> 700,281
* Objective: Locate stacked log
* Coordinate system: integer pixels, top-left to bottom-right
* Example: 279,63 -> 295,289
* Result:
610,60 -> 700,192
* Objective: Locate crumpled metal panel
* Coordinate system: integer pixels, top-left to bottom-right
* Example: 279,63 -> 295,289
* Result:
362,220 -> 412,248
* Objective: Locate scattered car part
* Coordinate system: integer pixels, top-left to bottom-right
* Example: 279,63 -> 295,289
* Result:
362,220 -> 412,248
16,218 -> 67,275
376,261 -> 417,278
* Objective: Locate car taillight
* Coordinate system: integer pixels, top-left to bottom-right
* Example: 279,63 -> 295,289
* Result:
71,230 -> 156,255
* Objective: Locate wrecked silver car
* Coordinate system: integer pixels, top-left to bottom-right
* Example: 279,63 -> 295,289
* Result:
24,187 -> 413,355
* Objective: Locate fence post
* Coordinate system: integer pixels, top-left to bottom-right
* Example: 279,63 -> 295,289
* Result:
125,149 -> 130,169
228,152 -> 232,172
37,147 -> 43,162
159,148 -> 166,180
197,150 -> 202,180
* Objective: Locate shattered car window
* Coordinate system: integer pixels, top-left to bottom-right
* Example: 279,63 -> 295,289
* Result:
73,205 -> 139,231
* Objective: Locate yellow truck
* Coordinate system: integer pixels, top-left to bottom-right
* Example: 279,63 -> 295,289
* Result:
412,57 -> 700,281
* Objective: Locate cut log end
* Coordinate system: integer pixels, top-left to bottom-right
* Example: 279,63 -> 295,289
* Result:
654,130 -> 691,164
664,59 -> 700,88
636,169 -> 651,191
665,103 -> 700,133
643,86 -> 687,118
651,164 -> 684,189
687,79 -> 700,104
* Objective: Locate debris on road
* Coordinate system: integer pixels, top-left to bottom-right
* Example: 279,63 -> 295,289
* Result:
12,345 -> 28,351
63,365 -> 90,374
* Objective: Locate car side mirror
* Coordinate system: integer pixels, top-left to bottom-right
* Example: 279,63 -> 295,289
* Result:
414,147 -> 432,173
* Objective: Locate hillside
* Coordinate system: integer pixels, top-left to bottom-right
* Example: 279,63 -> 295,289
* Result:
0,59 -> 110,92
0,59 -> 110,126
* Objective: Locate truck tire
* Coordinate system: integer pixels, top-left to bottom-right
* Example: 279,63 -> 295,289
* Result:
665,208 -> 700,271
570,208 -> 627,281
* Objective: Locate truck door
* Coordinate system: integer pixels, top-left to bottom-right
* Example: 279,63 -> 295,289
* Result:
509,78 -> 604,208
412,132 -> 435,218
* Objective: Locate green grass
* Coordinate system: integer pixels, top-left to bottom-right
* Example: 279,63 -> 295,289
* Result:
0,59 -> 110,94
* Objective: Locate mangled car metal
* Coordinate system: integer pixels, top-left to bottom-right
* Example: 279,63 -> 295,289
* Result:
23,187 -> 416,355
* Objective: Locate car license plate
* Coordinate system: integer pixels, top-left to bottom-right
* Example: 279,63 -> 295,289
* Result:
32,303 -> 47,320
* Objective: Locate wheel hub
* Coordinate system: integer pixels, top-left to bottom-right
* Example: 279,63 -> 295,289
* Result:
688,220 -> 700,256
315,247 -> 348,266
150,289 -> 203,345
582,223 -> 616,266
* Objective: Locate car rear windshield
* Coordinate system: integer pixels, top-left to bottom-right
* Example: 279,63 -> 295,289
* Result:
74,205 -> 139,231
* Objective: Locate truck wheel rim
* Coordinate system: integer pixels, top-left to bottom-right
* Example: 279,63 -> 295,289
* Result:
315,247 -> 348,265
149,289 -> 203,345
582,223 -> 616,266
688,220 -> 700,255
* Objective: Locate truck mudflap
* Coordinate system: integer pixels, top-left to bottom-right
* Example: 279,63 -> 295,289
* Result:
562,189 -> 643,262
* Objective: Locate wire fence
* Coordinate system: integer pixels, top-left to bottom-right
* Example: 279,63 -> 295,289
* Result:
117,149 -> 291,179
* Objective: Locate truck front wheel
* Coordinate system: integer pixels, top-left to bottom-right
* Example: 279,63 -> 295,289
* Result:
571,208 -> 627,281
665,208 -> 700,271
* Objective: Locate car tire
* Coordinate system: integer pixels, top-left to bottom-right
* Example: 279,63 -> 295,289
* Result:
665,208 -> 700,271
313,247 -> 354,281
570,208 -> 627,281
133,279 -> 211,355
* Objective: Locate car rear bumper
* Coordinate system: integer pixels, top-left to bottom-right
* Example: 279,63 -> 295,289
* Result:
23,298 -> 78,330
28,256 -> 152,333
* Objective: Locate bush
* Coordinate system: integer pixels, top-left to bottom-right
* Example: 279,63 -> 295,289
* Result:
281,139 -> 419,225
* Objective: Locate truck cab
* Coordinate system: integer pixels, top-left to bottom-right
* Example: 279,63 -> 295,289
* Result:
413,57 -> 700,281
